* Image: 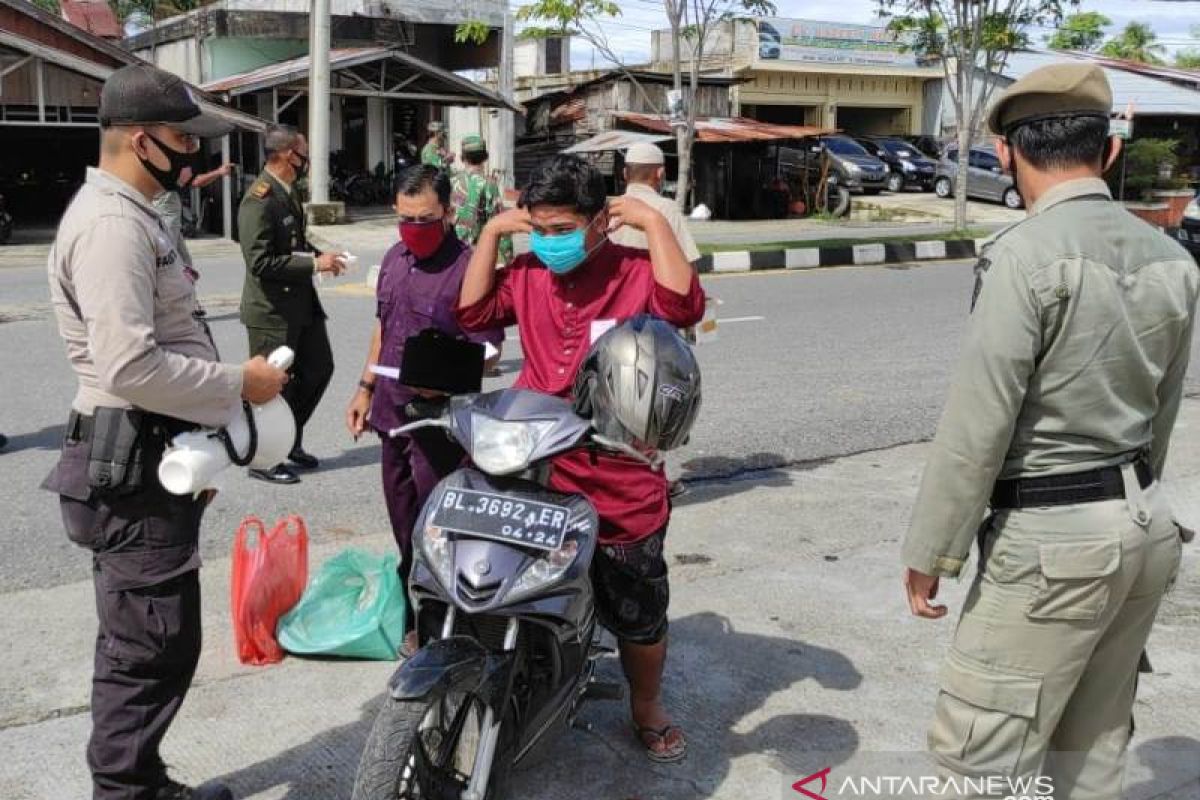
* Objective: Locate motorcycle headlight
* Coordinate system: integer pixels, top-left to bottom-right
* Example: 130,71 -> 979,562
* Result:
509,538 -> 581,599
470,416 -> 555,475
420,524 -> 455,590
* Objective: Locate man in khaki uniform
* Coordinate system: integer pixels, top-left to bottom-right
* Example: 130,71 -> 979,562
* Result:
903,63 -> 1195,799
609,142 -> 701,264
42,64 -> 287,800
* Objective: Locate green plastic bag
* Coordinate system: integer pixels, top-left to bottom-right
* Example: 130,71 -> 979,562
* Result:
277,549 -> 407,660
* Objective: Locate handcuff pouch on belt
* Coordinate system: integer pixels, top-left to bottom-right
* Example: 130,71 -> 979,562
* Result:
86,407 -> 150,496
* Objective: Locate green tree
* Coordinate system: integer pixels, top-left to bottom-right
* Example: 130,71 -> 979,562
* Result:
1174,25 -> 1200,69
514,0 -> 775,211
1046,11 -> 1110,51
880,0 -> 1074,230
1099,21 -> 1166,65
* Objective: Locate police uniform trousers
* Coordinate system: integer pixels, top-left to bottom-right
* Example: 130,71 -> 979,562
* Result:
379,425 -> 464,631
929,468 -> 1184,800
45,421 -> 206,800
247,319 -> 334,452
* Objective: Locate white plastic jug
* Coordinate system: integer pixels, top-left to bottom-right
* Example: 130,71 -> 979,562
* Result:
158,347 -> 297,495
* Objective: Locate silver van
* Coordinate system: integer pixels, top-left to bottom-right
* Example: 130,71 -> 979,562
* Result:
934,146 -> 1024,209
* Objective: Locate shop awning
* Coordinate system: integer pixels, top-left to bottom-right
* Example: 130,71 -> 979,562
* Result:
0,28 -> 268,131
203,46 -> 522,113
563,130 -> 673,154
613,112 -> 834,143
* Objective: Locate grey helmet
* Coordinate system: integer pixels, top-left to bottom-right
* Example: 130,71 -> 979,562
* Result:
573,315 -> 701,452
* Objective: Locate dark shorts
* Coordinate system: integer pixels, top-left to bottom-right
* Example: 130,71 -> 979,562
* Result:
589,527 -> 669,645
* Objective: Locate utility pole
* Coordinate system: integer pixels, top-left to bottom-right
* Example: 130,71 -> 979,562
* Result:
496,2 -> 516,188
308,0 -> 332,204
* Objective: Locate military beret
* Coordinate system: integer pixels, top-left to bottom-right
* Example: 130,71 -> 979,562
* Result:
461,134 -> 487,154
987,62 -> 1113,136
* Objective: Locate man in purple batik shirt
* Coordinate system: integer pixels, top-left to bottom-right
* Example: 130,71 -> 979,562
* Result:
347,165 -> 502,654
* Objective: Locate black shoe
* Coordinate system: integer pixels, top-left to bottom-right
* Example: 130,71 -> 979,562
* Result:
249,464 -> 300,485
287,447 -> 319,470
0,433 -> 7,452
668,479 -> 688,499
155,779 -> 234,800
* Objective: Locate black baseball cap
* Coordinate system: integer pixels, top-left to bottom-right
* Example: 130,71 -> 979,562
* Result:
100,64 -> 234,138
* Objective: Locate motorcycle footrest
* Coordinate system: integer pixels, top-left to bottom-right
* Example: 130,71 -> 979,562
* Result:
582,681 -> 624,702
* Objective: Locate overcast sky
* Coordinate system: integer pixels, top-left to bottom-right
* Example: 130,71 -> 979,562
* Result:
557,0 -> 1200,70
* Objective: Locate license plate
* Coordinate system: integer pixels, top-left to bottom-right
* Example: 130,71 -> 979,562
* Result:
431,488 -> 570,551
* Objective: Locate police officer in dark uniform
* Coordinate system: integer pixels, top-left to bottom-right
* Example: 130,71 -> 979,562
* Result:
237,124 -> 344,484
44,64 -> 288,800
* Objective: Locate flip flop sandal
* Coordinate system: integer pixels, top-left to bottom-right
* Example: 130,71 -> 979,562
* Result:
633,724 -> 688,764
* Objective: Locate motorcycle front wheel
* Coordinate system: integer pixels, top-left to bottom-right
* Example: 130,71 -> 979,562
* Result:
353,686 -> 512,800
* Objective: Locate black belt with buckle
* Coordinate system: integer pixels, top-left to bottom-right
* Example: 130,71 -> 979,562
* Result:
66,409 -> 198,444
990,459 -> 1154,510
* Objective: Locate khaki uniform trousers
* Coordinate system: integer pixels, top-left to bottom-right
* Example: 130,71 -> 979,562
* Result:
929,467 -> 1184,800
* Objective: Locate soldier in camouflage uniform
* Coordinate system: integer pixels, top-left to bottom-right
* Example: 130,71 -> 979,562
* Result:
450,134 -> 512,264
420,121 -> 452,169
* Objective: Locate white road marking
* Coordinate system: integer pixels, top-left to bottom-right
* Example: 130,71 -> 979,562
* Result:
718,316 -> 766,324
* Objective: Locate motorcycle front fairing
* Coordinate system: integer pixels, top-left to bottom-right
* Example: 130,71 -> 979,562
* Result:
410,467 -> 599,624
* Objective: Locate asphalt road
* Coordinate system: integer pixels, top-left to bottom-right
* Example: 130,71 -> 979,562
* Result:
3,250 -> 1199,594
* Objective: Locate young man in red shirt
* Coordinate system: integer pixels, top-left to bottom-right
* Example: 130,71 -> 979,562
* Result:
457,155 -> 705,762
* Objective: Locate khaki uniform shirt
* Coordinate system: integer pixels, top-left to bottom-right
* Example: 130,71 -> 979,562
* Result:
48,167 -> 242,428
903,178 -> 1199,577
609,183 -> 702,263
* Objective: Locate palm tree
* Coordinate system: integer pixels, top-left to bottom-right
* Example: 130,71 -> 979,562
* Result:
1099,21 -> 1167,65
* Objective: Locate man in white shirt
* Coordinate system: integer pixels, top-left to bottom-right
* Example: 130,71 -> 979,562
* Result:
609,142 -> 701,265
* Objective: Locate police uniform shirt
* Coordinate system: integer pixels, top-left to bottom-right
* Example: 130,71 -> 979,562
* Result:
903,177 -> 1199,577
48,167 -> 243,428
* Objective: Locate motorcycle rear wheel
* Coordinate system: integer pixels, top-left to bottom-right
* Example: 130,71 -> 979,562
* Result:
353,687 -> 512,800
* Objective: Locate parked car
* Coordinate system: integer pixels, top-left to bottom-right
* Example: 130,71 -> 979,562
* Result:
1174,193 -> 1200,263
855,136 -> 939,193
819,135 -> 890,195
935,146 -> 1024,209
901,135 -> 944,160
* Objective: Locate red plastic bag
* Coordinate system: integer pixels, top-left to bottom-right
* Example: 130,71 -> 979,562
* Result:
231,515 -> 309,665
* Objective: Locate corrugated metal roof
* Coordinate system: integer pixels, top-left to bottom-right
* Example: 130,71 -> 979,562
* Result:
203,47 -> 391,94
202,46 -> 522,112
613,112 -> 834,143
59,0 -> 121,39
564,130 -> 673,153
0,26 -> 268,131
1003,51 -> 1200,117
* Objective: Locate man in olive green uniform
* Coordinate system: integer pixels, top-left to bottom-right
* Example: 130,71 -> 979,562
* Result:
420,121 -> 452,169
450,134 -> 512,263
903,63 -> 1195,799
238,123 -> 345,484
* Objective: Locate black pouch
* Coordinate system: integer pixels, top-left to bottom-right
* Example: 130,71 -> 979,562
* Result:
87,407 -> 149,496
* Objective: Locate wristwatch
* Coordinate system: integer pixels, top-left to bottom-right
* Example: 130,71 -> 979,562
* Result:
358,379 -> 376,394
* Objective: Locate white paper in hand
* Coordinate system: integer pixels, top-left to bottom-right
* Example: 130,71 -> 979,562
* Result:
590,319 -> 617,344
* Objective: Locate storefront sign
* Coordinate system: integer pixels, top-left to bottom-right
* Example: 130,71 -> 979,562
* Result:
755,18 -> 930,67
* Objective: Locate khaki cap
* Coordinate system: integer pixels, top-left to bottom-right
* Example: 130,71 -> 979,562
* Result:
986,62 -> 1112,136
626,142 -> 665,165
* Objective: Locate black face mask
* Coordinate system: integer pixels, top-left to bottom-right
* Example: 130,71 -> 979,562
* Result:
138,132 -> 196,192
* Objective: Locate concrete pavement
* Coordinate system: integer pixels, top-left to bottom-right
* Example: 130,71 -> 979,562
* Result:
2,399 -> 1198,799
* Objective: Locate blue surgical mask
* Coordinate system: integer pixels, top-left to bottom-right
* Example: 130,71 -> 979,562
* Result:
530,228 -> 587,274
530,217 -> 604,275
